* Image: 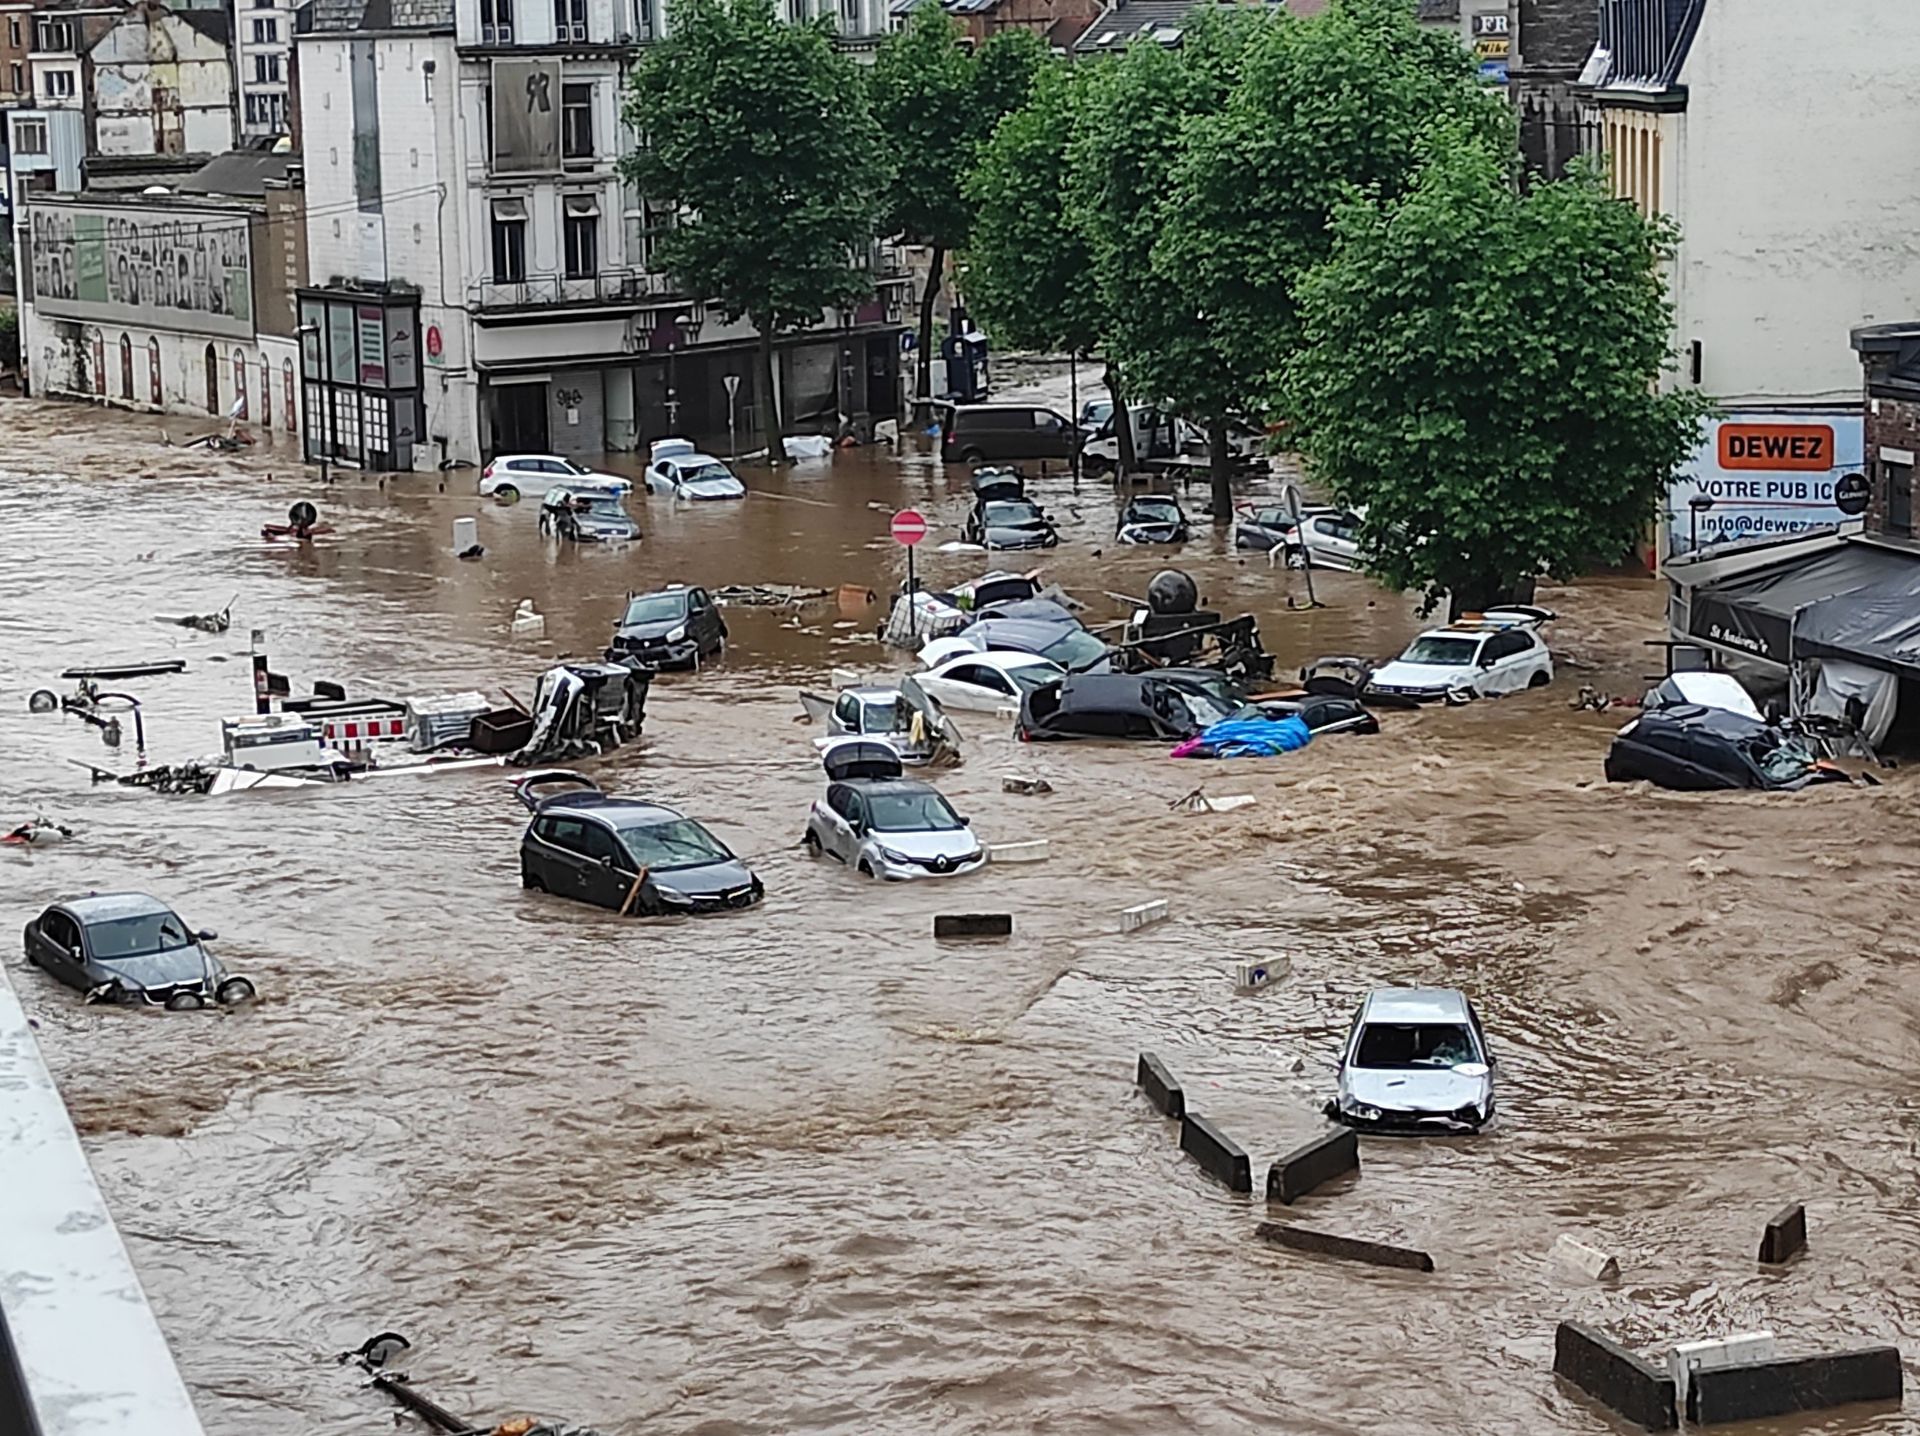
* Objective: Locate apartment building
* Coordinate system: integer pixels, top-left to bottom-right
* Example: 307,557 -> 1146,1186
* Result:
91,0 -> 235,156
236,0 -> 295,137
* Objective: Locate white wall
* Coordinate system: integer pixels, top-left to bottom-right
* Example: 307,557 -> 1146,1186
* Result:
1673,0 -> 1920,406
90,14 -> 235,156
236,0 -> 295,135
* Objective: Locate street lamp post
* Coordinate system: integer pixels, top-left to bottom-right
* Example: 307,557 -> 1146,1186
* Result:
295,322 -> 329,485
1688,494 -> 1715,554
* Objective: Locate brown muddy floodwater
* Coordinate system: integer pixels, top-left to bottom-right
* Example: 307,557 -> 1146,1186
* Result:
3,393 -> 1919,1436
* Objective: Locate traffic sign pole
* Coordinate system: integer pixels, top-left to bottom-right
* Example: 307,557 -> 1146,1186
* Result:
891,507 -> 928,638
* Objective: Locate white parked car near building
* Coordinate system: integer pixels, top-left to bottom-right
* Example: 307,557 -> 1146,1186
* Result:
1366,608 -> 1555,704
480,454 -> 632,503
642,439 -> 748,500
914,639 -> 1065,713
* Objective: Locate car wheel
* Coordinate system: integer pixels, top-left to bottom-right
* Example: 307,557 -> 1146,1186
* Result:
493,483 -> 519,504
960,447 -> 986,465
1284,548 -> 1305,570
803,831 -> 823,858
857,860 -> 875,878
165,991 -> 207,1011
522,869 -> 546,892
216,977 -> 257,1006
1528,669 -> 1550,689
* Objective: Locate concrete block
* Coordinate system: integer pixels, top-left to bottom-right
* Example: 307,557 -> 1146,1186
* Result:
1550,1234 -> 1620,1281
1233,959 -> 1279,991
1001,775 -> 1053,795
452,516 -> 478,554
1670,1333 -> 1775,1413
933,912 -> 1012,940
1553,1322 -> 1678,1432
1688,1346 -> 1901,1426
1758,1202 -> 1807,1264
988,839 -> 1050,863
1204,794 -> 1256,812
1135,1052 -> 1184,1120
1178,1113 -> 1251,1192
1266,1128 -> 1359,1205
1120,899 -> 1169,932
1256,1222 -> 1433,1272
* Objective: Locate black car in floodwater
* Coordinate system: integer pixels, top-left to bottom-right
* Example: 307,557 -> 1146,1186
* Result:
1603,706 -> 1849,792
1117,495 -> 1191,545
963,496 -> 1060,551
24,892 -> 257,1008
1017,674 -> 1202,742
519,788 -> 763,915
606,584 -> 727,670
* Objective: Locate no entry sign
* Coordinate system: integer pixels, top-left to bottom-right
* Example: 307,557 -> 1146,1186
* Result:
891,508 -> 928,546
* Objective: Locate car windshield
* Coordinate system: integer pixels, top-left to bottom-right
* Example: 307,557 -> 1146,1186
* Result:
87,911 -> 194,960
1003,664 -> 1060,694
1253,508 -> 1288,526
983,501 -> 1043,526
1401,635 -> 1480,665
1081,400 -> 1113,426
1040,629 -> 1108,670
623,592 -> 689,624
613,817 -> 732,871
1355,1022 -> 1478,1069
580,496 -> 627,517
867,789 -> 963,832
561,459 -> 594,476
1180,690 -> 1251,728
862,699 -> 912,732
1131,500 -> 1182,523
684,462 -> 734,483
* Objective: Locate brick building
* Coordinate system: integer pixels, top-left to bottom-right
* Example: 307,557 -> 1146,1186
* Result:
940,0 -> 1100,50
1504,0 -> 1594,180
1852,324 -> 1920,541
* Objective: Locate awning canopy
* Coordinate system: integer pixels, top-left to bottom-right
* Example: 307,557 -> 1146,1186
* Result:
1686,542 -> 1920,665
1793,573 -> 1920,675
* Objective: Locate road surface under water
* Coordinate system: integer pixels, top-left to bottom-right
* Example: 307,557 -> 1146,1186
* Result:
2,395 -> 1918,1436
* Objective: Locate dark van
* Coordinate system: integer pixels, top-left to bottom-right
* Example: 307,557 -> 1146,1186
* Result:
939,404 -> 1080,465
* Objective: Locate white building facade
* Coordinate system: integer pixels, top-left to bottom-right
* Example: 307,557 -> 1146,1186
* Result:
90,2 -> 237,157
293,0 -> 909,471
236,0 -> 295,137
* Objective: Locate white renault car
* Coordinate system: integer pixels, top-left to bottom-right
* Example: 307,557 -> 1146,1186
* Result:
643,439 -> 747,500
1326,987 -> 1496,1134
804,740 -> 986,881
1366,607 -> 1554,705
480,454 -> 631,503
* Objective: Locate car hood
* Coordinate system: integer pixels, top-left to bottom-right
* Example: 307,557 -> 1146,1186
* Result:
98,948 -> 217,992
652,858 -> 757,899
616,616 -> 690,642
1341,1066 -> 1490,1113
679,476 -> 746,499
981,524 -> 1054,548
1119,520 -> 1185,542
573,515 -> 639,539
1370,659 -> 1475,691
871,829 -> 981,861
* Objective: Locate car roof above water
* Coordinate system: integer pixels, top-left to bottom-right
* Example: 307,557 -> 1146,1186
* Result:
59,891 -> 175,922
537,793 -> 683,824
1360,987 -> 1472,1024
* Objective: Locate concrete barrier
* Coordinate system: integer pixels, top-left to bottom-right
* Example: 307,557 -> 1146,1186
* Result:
1179,1114 -> 1251,1192
988,839 -> 1050,863
1135,1053 -> 1185,1120
1265,1128 -> 1359,1205
1552,1322 -> 1678,1431
933,912 -> 1012,939
1232,959 -> 1278,991
1120,899 -> 1170,932
1255,1222 -> 1433,1272
1688,1346 -> 1902,1425
1671,1333 -> 1775,1413
1758,1202 -> 1807,1264
1550,1234 -> 1620,1281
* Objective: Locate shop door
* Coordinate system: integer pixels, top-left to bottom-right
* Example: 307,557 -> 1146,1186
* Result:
493,383 -> 550,454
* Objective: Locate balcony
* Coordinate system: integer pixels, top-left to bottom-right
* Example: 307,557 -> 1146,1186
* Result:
469,268 -> 677,313
456,21 -> 652,53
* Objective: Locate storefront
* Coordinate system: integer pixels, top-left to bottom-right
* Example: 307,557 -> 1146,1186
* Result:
297,287 -> 426,473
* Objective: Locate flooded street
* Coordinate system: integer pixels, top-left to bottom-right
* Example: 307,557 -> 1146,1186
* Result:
3,393 -> 1919,1435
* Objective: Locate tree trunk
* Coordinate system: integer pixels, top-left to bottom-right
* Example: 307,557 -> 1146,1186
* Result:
1103,366 -> 1137,476
757,320 -> 783,465
1207,418 -> 1232,524
913,245 -> 944,425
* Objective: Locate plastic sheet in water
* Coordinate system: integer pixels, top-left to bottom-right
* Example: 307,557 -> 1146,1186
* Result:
1171,714 -> 1312,760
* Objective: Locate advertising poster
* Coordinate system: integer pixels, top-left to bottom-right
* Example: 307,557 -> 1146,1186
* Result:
1667,410 -> 1864,552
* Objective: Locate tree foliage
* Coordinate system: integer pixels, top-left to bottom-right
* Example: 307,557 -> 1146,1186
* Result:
1163,0 -> 1512,406
1285,138 -> 1709,611
620,0 -> 883,455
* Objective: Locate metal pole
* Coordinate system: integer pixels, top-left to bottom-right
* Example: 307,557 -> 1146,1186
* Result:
906,544 -> 917,641
1069,351 -> 1081,493
250,630 -> 269,715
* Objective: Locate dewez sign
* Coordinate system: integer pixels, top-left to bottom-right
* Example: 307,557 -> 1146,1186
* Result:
1668,410 -> 1863,550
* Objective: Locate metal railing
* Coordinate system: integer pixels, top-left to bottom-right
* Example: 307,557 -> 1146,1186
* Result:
468,269 -> 675,310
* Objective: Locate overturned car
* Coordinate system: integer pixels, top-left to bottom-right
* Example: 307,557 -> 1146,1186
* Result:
1604,705 -> 1851,792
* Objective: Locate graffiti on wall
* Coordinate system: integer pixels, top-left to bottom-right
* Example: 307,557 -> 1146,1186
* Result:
29,206 -> 254,338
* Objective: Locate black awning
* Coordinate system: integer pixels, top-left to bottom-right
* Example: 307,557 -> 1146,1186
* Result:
1687,543 -> 1920,665
1792,576 -> 1920,675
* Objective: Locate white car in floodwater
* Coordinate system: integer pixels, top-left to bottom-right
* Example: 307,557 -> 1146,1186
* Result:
914,640 -> 1065,714
643,439 -> 748,501
480,454 -> 631,503
1366,608 -> 1554,705
1327,987 -> 1496,1134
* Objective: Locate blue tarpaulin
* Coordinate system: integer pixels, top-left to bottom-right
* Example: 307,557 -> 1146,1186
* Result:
1173,715 -> 1312,759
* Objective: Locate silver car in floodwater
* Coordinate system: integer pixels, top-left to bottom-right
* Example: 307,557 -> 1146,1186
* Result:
804,740 -> 985,881
1326,987 -> 1496,1134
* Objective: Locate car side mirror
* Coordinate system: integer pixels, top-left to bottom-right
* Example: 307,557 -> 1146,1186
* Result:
1478,654 -> 1496,668
959,815 -> 971,827
600,854 -> 616,868
196,929 -> 217,941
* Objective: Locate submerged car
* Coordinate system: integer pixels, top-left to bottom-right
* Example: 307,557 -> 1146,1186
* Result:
1640,671 -> 1764,722
643,440 -> 747,500
804,740 -> 985,880
1151,668 -> 1380,735
797,675 -> 959,764
1326,987 -> 1495,1134
23,893 -> 257,1009
957,614 -> 1112,675
539,480 -> 641,542
1017,673 -> 1202,742
914,640 -> 1065,713
1603,705 -> 1849,792
480,453 -> 631,503
964,496 -> 1059,551
1116,494 -> 1191,545
1366,609 -> 1554,704
606,584 -> 727,670
519,785 -> 762,915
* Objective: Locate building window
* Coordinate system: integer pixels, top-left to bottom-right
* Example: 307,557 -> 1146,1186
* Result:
6,17 -> 17,46
480,0 -> 513,44
245,93 -> 290,130
119,334 -> 133,400
12,118 -> 43,155
637,0 -> 654,36
563,194 -> 599,279
554,0 -> 586,41
785,0 -> 805,20
839,0 -> 858,28
251,17 -> 279,42
8,62 -> 22,95
35,18 -> 76,50
491,198 -> 528,282
44,69 -> 74,99
254,52 -> 283,82
561,83 -> 592,159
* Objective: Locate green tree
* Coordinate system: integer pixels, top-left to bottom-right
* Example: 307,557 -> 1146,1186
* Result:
621,0 -> 883,460
871,15 -> 1044,418
1285,136 -> 1708,613
1163,0 -> 1509,412
1069,8 -> 1270,518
